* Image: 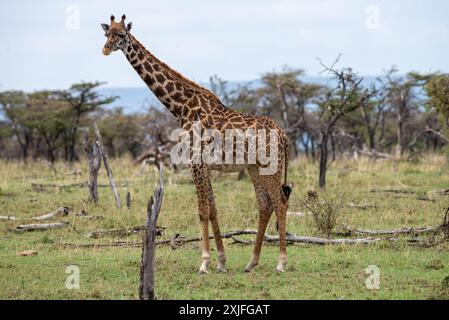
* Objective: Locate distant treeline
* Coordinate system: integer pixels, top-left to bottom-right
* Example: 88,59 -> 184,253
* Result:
0,66 -> 448,164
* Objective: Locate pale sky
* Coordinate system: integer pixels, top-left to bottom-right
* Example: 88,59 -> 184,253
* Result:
0,0 -> 448,91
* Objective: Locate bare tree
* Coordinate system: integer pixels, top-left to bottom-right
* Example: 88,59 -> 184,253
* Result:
316,56 -> 377,188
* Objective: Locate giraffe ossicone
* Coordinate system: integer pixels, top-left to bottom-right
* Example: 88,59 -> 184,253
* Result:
101,15 -> 293,274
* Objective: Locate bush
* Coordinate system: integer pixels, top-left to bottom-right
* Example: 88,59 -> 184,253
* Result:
300,190 -> 345,238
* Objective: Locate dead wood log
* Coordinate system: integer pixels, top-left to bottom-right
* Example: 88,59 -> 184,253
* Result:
32,207 -> 70,221
287,211 -> 310,217
140,164 -> 164,300
0,216 -> 16,221
429,188 -> 449,196
426,127 -> 449,144
65,169 -> 82,176
14,221 -> 69,232
86,225 -> 164,239
57,230 -> 385,249
347,202 -> 378,210
59,241 -> 142,249
340,225 -> 440,237
369,189 -> 435,202
83,135 -> 101,203
369,188 -> 417,195
94,122 -> 121,208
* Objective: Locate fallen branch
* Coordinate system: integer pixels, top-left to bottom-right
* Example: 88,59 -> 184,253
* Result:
426,127 -> 449,144
32,207 -> 70,221
86,225 -> 164,239
14,221 -> 69,232
347,202 -> 378,210
369,189 -> 435,202
340,225 -> 440,237
0,215 -> 16,221
357,149 -> 392,159
369,188 -> 417,195
429,188 -> 449,196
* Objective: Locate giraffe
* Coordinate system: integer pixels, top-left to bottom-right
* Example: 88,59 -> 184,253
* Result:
101,15 -> 293,273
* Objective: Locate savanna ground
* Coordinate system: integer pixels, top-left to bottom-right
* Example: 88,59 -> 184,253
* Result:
0,155 -> 449,300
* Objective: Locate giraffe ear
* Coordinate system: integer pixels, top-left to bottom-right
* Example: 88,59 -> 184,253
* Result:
101,24 -> 109,32
126,22 -> 133,32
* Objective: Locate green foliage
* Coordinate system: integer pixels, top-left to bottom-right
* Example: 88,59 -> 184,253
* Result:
426,74 -> 449,127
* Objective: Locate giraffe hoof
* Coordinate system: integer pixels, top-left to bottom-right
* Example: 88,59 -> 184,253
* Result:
216,268 -> 228,273
198,269 -> 209,275
275,267 -> 285,273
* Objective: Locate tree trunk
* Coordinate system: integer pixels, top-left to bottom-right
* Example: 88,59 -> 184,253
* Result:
368,128 -> 376,151
83,135 -> 101,203
319,133 -> 329,189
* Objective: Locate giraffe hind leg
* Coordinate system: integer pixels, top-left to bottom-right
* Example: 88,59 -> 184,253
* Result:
261,174 -> 289,273
245,167 -> 274,272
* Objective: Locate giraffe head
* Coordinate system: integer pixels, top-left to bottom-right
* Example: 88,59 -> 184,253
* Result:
101,14 -> 132,56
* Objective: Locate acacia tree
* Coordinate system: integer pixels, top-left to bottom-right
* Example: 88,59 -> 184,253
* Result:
384,68 -> 431,157
57,82 -> 116,162
425,74 -> 449,144
26,92 -> 71,163
257,68 -> 323,156
0,91 -> 34,161
316,59 -> 377,188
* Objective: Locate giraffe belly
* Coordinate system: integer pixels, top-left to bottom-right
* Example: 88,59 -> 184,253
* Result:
208,164 -> 250,173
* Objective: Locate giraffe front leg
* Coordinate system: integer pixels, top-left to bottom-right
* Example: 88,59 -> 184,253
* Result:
210,211 -> 227,273
198,213 -> 211,274
206,179 -> 227,273
191,165 -> 212,274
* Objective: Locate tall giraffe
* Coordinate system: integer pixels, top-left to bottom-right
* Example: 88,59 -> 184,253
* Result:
101,15 -> 292,273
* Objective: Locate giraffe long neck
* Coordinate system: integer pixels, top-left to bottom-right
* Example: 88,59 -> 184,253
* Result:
122,34 -> 213,123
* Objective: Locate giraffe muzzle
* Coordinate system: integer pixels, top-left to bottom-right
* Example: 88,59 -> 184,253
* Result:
103,47 -> 111,56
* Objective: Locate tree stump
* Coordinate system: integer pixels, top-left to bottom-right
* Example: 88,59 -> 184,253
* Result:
139,164 -> 164,300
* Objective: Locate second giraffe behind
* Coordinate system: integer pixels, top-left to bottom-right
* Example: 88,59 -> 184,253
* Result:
101,15 -> 293,273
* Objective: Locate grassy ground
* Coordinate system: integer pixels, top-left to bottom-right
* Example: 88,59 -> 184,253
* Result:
0,155 -> 448,300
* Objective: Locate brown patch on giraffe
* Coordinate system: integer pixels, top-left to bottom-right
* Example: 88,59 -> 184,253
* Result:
165,81 -> 175,93
134,64 -> 143,74
144,75 -> 155,87
154,85 -> 165,97
143,61 -> 153,72
155,73 -> 166,84
172,92 -> 186,104
174,82 -> 183,91
153,63 -> 161,72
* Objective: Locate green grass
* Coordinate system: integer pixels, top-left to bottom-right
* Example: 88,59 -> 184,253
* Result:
0,155 -> 449,300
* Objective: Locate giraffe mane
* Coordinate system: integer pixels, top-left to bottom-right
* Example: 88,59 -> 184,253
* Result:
129,34 -> 224,104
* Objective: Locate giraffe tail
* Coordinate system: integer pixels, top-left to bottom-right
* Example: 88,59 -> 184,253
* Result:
277,141 -> 293,232
282,140 -> 293,201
